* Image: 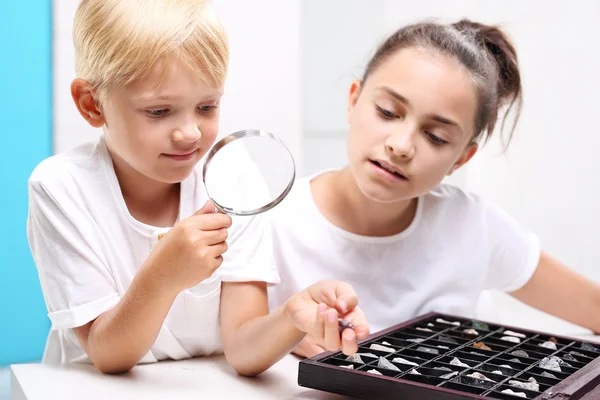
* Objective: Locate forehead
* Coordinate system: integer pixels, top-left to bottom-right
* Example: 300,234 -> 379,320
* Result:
123,56 -> 223,100
365,47 -> 479,136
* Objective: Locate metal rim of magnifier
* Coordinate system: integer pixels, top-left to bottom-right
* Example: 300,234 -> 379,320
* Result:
201,129 -> 296,216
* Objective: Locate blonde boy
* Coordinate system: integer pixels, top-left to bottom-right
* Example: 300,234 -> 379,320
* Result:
27,0 -> 368,375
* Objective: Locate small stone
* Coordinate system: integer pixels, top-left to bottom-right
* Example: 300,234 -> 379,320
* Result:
549,337 -> 558,344
492,370 -> 503,375
340,364 -> 354,369
392,357 -> 418,367
416,327 -> 433,332
504,330 -> 527,338
437,345 -> 450,350
557,358 -> 572,367
510,350 -> 529,358
378,356 -> 400,371
345,354 -> 364,364
470,352 -> 486,356
510,358 -> 522,363
471,320 -> 490,331
370,343 -> 395,353
440,371 -> 458,379
427,323 -> 435,327
509,377 -> 539,392
463,329 -> 479,336
541,371 -> 558,379
540,356 -> 562,372
450,357 -> 470,368
338,318 -> 355,332
502,336 -> 521,344
409,369 -> 421,375
356,352 -> 378,359
438,335 -> 458,344
382,341 -> 392,345
467,372 -> 494,381
367,369 -> 382,375
407,338 -> 425,343
434,366 -> 452,372
563,353 -> 578,362
416,346 -> 439,355
473,342 -> 492,351
539,341 -> 557,350
501,389 -> 527,398
570,351 -> 587,357
436,318 -> 460,326
499,364 -> 514,369
581,342 -> 600,352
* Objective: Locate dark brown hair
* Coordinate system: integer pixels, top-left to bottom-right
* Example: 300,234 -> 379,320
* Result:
362,19 -> 522,148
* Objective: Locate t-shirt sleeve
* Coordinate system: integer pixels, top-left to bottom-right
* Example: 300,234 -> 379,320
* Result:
27,177 -> 120,330
218,212 -> 280,284
481,198 -> 541,292
213,142 -> 280,284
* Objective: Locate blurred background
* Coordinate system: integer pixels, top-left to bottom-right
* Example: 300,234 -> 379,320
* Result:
2,0 -> 600,396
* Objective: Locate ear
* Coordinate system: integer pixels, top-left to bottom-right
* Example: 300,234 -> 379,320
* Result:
347,80 -> 362,124
448,143 -> 478,175
71,78 -> 105,128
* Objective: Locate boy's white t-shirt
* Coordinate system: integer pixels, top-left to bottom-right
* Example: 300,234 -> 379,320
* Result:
27,136 -> 279,364
267,171 -> 541,333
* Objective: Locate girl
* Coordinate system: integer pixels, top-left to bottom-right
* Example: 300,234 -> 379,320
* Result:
267,19 -> 600,357
27,0 -> 368,376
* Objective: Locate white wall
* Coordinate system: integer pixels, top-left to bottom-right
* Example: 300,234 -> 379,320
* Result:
55,0 -> 600,333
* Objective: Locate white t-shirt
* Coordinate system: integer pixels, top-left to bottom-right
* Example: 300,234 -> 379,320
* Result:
267,171 -> 540,333
27,136 -> 279,364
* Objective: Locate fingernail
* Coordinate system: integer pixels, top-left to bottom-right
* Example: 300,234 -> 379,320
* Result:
338,300 -> 348,313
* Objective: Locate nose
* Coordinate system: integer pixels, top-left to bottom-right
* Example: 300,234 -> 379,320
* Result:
385,125 -> 416,159
172,121 -> 202,143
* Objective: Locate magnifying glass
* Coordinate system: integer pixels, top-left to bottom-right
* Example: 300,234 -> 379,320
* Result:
202,129 -> 296,216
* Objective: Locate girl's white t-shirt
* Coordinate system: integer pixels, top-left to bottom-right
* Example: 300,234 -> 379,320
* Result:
267,171 -> 540,333
27,136 -> 279,364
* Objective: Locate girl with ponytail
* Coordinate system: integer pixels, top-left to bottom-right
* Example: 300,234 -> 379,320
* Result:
267,19 -> 600,357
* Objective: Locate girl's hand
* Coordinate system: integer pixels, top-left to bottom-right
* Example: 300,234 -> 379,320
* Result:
284,280 -> 369,355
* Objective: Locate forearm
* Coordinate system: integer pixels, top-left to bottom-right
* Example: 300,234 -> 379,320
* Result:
84,268 -> 178,373
223,304 -> 305,377
510,251 -> 600,333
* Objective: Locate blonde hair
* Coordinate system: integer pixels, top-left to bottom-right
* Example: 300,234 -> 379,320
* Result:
73,0 -> 229,104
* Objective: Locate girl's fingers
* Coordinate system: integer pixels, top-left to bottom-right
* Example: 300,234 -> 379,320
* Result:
323,308 -> 341,351
341,327 -> 358,355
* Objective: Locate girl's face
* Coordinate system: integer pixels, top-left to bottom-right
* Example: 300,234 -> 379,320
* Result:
346,47 -> 480,204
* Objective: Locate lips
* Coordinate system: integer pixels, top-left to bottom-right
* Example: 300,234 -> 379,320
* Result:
163,149 -> 198,161
370,159 -> 408,180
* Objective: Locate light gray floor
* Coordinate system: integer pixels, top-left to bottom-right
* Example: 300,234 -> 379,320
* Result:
0,368 -> 9,400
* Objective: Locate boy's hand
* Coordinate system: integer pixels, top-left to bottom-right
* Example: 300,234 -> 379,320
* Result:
284,280 -> 369,356
143,200 -> 232,293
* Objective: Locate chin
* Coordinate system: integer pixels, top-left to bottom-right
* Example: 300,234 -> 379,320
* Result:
356,178 -> 413,204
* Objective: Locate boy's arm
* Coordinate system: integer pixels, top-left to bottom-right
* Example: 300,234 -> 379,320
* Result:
73,266 -> 179,374
219,280 -> 369,377
510,251 -> 600,333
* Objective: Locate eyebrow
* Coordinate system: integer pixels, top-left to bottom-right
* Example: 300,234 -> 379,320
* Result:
133,92 -> 223,103
377,86 -> 464,133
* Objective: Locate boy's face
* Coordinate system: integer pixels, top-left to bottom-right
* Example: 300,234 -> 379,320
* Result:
101,57 -> 223,185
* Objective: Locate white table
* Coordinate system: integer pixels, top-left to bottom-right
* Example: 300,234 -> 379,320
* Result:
10,354 -> 347,400
11,333 -> 600,400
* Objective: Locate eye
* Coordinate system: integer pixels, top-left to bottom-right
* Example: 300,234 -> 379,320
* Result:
198,105 -> 218,113
375,105 -> 398,119
425,131 -> 449,145
145,108 -> 169,118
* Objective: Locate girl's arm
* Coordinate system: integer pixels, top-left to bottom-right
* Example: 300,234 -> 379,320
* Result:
219,280 -> 369,377
510,251 -> 600,333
